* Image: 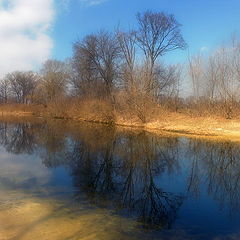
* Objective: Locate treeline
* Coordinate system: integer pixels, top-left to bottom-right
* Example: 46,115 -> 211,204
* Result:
1,10 -> 240,122
188,36 -> 240,119
0,60 -> 69,106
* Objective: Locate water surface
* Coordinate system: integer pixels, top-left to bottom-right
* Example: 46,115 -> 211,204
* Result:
0,119 -> 240,240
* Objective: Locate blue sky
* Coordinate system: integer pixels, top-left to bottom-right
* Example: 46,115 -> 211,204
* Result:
52,0 -> 240,64
0,0 -> 239,77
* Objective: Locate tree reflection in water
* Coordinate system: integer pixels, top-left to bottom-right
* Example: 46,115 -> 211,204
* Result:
0,122 -> 36,154
65,131 -> 183,229
188,139 -> 240,214
1,120 -> 240,230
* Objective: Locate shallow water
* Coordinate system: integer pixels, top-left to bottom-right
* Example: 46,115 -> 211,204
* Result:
0,119 -> 240,239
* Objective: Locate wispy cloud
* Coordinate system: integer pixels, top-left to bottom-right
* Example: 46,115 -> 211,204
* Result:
80,0 -> 109,6
58,0 -> 71,12
0,0 -> 54,77
200,46 -> 208,52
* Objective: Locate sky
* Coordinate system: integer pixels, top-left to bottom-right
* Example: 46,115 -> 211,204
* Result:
0,0 -> 239,77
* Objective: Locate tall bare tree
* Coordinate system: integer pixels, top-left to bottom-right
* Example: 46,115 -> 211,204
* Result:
72,34 -> 100,97
117,30 -> 137,92
136,11 -> 186,94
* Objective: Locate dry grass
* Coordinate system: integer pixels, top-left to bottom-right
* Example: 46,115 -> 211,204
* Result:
0,104 -> 43,117
1,101 -> 240,142
142,113 -> 240,142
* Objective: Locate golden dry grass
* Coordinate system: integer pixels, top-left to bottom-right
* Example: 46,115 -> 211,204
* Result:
2,102 -> 240,143
114,111 -> 240,143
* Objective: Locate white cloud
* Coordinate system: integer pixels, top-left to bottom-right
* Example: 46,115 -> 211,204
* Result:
0,0 -> 54,77
80,0 -> 108,6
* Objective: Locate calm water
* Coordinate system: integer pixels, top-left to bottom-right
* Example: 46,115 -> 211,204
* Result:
0,119 -> 240,240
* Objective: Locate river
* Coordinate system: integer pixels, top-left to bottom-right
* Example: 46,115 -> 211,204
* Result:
0,119 -> 239,240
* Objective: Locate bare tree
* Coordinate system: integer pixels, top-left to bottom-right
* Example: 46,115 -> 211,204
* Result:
156,64 -> 182,110
188,37 -> 240,118
0,79 -> 10,103
72,35 -> 101,97
6,71 -> 39,104
188,54 -> 205,102
136,11 -> 186,94
117,30 -> 137,92
231,35 -> 240,82
39,59 -> 70,104
72,30 -> 121,102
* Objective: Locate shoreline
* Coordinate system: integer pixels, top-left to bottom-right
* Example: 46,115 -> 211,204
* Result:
1,110 -> 240,143
115,120 -> 240,143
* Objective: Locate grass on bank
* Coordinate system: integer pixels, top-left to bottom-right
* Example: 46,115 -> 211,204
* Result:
1,99 -> 240,142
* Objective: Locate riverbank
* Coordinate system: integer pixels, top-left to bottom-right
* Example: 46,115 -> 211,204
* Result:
1,104 -> 240,142
111,113 -> 240,143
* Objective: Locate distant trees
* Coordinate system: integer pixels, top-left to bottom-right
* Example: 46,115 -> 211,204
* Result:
0,10 -> 187,122
2,10 -> 240,121
0,60 -> 70,106
188,37 -> 240,118
4,71 -> 39,104
38,59 -> 70,103
0,79 -> 10,103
